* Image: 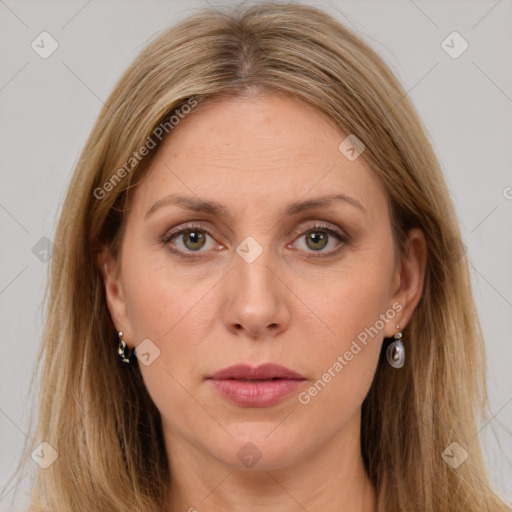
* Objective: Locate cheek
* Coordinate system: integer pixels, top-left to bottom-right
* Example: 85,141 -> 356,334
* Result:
120,249 -> 216,431
300,245 -> 395,348
293,246 -> 395,409
120,242 -> 221,398
121,238 -> 210,340
294,292 -> 388,429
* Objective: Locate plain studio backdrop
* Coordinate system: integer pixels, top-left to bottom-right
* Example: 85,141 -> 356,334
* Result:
0,0 -> 511,508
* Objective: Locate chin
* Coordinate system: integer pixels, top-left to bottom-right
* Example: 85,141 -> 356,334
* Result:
207,430 -> 306,471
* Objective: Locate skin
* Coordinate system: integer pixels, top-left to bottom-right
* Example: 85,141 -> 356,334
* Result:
100,92 -> 426,512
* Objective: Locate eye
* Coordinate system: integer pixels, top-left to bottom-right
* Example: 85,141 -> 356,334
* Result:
162,223 -> 221,255
291,223 -> 348,257
161,221 -> 348,259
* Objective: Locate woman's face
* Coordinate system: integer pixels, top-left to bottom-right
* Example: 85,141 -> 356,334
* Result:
102,93 -> 424,473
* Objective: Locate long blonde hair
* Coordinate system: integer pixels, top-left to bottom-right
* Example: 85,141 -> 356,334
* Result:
4,2 -> 509,511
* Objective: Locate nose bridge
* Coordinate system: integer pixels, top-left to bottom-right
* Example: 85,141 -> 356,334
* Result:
224,234 -> 288,337
234,235 -> 278,307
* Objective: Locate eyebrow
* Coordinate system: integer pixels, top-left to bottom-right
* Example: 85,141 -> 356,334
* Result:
144,192 -> 366,221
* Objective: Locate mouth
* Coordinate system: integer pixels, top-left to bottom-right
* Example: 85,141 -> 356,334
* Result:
206,363 -> 306,407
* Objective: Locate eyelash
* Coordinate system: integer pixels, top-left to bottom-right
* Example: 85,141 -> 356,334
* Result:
161,222 -> 349,259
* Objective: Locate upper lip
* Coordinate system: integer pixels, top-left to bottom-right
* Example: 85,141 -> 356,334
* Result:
207,363 -> 305,380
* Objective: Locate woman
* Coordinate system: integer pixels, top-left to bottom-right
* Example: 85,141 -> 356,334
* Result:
5,2 -> 510,511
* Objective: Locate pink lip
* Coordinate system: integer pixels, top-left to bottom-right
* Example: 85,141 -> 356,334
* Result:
208,363 -> 305,381
206,364 -> 306,407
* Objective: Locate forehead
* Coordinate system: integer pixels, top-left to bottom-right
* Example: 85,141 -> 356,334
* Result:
160,93 -> 344,166
130,93 -> 387,221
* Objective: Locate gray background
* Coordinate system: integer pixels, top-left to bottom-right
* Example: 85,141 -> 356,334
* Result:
1,0 -> 511,508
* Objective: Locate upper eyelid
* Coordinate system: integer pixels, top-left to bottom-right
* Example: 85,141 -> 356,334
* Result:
293,222 -> 345,237
162,222 -> 214,242
165,221 -> 344,237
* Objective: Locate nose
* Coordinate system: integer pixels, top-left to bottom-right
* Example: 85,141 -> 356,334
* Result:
222,246 -> 291,339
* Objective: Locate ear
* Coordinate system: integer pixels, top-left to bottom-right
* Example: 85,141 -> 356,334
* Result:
385,227 -> 427,337
97,247 -> 134,348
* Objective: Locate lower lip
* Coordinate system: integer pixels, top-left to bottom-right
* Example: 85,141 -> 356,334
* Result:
207,378 -> 305,407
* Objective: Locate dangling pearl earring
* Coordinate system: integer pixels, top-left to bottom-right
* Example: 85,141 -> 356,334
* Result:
386,325 -> 405,368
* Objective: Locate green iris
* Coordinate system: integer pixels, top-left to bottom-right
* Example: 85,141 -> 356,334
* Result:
306,231 -> 328,250
183,231 -> 206,251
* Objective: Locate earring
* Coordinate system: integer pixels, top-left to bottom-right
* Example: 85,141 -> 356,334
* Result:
386,325 -> 405,368
117,331 -> 134,364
